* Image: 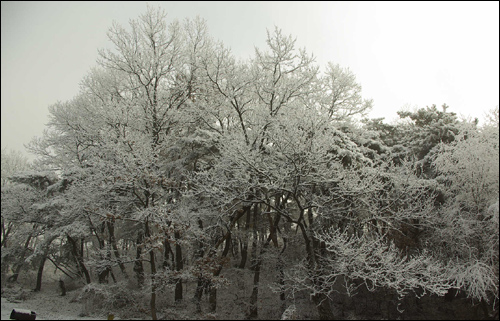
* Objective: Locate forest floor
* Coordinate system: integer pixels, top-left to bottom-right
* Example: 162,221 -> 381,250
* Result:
0,264 -> 298,320
1,257 -> 497,320
1,276 -> 113,320
1,294 -> 104,320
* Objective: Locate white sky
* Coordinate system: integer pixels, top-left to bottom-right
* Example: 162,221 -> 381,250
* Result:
1,1 -> 499,159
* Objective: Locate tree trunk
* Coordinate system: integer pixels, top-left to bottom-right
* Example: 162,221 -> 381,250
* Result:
274,194 -> 287,313
249,204 -> 259,272
95,224 -> 110,284
297,215 -> 335,320
247,255 -> 262,319
163,238 -> 173,270
193,219 -> 205,313
247,203 -> 263,318
308,209 -> 334,320
34,255 -> 47,292
194,278 -> 205,313
209,230 -> 232,313
59,279 -> 66,296
133,230 -> 145,288
67,235 -> 91,284
208,286 -> 217,313
145,221 -> 157,320
278,244 -> 287,313
87,219 -> 111,284
34,236 -> 57,292
238,207 -> 251,269
9,232 -> 33,283
107,221 -> 128,278
1,221 -> 11,248
174,230 -> 183,302
97,252 -> 111,284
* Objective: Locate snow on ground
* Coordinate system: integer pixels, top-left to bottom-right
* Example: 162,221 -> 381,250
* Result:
1,294 -> 108,320
1,265 -> 126,320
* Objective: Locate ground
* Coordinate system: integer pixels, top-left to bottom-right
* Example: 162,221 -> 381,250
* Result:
1,289 -> 107,320
1,266 -> 126,320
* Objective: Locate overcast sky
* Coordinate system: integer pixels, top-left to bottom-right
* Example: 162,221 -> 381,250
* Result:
1,1 -> 499,159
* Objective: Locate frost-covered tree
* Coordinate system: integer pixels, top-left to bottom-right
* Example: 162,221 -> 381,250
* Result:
395,104 -> 463,176
1,170 -> 67,290
1,148 -> 31,186
1,148 -> 32,255
26,6 -> 222,319
432,111 -> 499,309
1,177 -> 41,282
280,158 -> 452,308
190,94 -> 371,319
318,62 -> 373,121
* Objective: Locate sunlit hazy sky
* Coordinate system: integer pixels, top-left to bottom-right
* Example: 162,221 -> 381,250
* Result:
2,1 -> 499,159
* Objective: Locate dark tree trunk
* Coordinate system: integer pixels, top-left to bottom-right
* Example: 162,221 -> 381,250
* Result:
194,278 -> 205,313
33,236 -> 57,292
133,229 -> 145,288
308,209 -> 334,320
248,255 -> 262,319
298,213 -> 335,320
238,207 -> 251,269
97,254 -> 111,283
209,230 -> 232,313
59,279 -> 66,296
193,219 -> 205,313
67,235 -> 91,284
9,232 -> 33,283
249,205 -> 259,272
174,230 -> 183,302
88,219 -> 110,284
163,238 -> 173,270
274,195 -> 287,313
145,221 -> 157,320
247,204 -> 262,318
107,221 -> 127,278
278,244 -> 287,312
34,255 -> 47,292
208,286 -> 217,313
1,221 -> 13,248
95,227 -> 110,284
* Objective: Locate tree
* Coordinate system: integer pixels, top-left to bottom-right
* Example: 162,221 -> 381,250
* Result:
3,170 -> 69,290
318,62 -> 373,121
432,113 -> 499,309
27,6 -> 221,319
1,181 -> 40,282
1,148 -> 32,253
282,158 -> 453,307
1,148 -> 31,186
395,104 -> 463,176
